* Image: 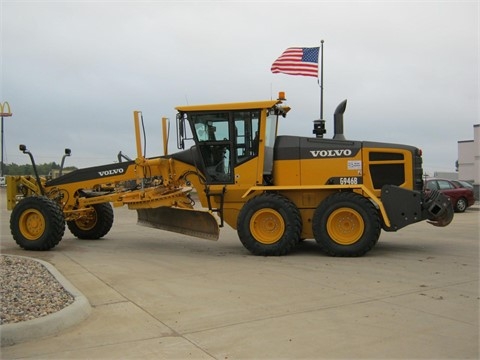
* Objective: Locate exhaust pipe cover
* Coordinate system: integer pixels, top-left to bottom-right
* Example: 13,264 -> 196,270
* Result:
333,99 -> 347,140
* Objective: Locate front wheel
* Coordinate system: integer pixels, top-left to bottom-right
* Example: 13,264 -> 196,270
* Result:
67,202 -> 114,239
313,192 -> 381,257
237,193 -> 302,256
10,196 -> 65,250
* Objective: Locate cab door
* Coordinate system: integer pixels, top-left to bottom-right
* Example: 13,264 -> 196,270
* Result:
192,113 -> 234,184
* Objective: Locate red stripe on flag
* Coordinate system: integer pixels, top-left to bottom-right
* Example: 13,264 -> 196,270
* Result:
271,47 -> 319,77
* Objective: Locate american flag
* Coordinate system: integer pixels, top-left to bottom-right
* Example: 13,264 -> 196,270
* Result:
271,47 -> 319,77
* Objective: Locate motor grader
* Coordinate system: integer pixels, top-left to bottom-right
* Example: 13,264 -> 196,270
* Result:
5,93 -> 453,256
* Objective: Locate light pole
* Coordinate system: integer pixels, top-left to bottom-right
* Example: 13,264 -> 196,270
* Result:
1,102 -> 13,177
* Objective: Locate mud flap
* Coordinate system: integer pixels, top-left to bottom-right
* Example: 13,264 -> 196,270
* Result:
137,207 -> 219,241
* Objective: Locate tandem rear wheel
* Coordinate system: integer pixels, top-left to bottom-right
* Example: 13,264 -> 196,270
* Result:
237,193 -> 302,256
313,192 -> 381,257
10,196 -> 66,251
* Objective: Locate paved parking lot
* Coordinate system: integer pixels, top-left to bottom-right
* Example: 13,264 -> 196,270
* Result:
1,190 -> 478,359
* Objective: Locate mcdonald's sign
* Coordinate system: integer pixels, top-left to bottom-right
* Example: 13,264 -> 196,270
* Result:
1,102 -> 12,117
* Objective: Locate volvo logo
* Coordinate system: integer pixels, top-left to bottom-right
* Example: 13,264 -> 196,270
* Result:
310,149 -> 352,158
98,168 -> 125,177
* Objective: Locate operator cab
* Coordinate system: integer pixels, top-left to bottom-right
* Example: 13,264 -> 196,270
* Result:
175,97 -> 289,185
188,111 -> 260,183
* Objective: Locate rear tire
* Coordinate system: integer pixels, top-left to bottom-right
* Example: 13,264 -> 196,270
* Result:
67,202 -> 114,239
10,196 -> 65,250
237,193 -> 302,256
313,192 -> 380,257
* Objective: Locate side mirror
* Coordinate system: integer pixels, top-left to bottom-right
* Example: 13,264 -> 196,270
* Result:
59,148 -> 72,177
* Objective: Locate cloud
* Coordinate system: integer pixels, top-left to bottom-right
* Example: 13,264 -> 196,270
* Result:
1,0 -> 478,176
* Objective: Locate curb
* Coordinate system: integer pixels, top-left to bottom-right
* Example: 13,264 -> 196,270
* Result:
0,256 -> 91,347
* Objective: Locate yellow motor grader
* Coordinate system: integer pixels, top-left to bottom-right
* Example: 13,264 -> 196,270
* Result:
5,93 -> 453,256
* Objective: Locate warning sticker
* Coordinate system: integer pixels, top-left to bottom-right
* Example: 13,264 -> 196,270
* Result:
348,160 -> 362,170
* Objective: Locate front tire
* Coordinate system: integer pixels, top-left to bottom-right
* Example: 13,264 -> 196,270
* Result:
237,193 -> 302,256
10,196 -> 65,250
67,202 -> 114,239
313,192 -> 381,257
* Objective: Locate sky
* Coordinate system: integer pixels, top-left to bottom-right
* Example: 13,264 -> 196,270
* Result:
0,0 -> 478,176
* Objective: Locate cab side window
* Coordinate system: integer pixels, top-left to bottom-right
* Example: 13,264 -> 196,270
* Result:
234,111 -> 260,164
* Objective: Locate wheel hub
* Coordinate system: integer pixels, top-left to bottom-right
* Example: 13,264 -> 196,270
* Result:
20,210 -> 45,240
327,208 -> 364,245
250,209 -> 285,244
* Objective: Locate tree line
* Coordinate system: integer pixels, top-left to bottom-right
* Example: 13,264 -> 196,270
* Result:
1,162 -> 78,176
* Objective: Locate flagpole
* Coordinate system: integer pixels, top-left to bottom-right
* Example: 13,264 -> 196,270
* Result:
319,40 -> 324,120
313,41 -> 326,138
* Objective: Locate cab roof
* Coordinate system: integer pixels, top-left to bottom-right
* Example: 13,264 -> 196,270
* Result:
175,99 -> 284,112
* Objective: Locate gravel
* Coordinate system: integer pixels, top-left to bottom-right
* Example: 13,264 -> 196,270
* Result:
0,255 -> 74,325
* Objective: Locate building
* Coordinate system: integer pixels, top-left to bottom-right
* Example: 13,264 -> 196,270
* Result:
433,171 -> 457,180
457,124 -> 479,200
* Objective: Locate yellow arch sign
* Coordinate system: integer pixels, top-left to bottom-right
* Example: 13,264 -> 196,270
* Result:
0,102 -> 12,117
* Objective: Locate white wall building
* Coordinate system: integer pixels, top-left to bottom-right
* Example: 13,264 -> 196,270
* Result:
457,124 -> 479,199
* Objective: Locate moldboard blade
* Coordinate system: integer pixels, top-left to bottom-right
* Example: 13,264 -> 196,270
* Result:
137,207 -> 219,241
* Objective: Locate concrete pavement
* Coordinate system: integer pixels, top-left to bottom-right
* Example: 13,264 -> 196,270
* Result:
1,191 -> 478,359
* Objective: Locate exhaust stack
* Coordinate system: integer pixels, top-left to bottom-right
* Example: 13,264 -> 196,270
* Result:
333,99 -> 347,140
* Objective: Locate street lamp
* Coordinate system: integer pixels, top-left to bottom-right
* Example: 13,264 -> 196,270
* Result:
1,102 -> 13,177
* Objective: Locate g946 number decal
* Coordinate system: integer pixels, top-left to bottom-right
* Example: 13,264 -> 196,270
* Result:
340,177 -> 359,185
328,177 -> 363,185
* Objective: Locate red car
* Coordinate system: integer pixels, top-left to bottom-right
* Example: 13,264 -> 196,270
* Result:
424,178 -> 475,212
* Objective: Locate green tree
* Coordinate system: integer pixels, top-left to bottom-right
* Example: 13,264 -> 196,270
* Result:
1,162 -> 77,176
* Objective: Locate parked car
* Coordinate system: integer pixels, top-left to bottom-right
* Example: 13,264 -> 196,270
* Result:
451,180 -> 474,190
424,178 -> 475,212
